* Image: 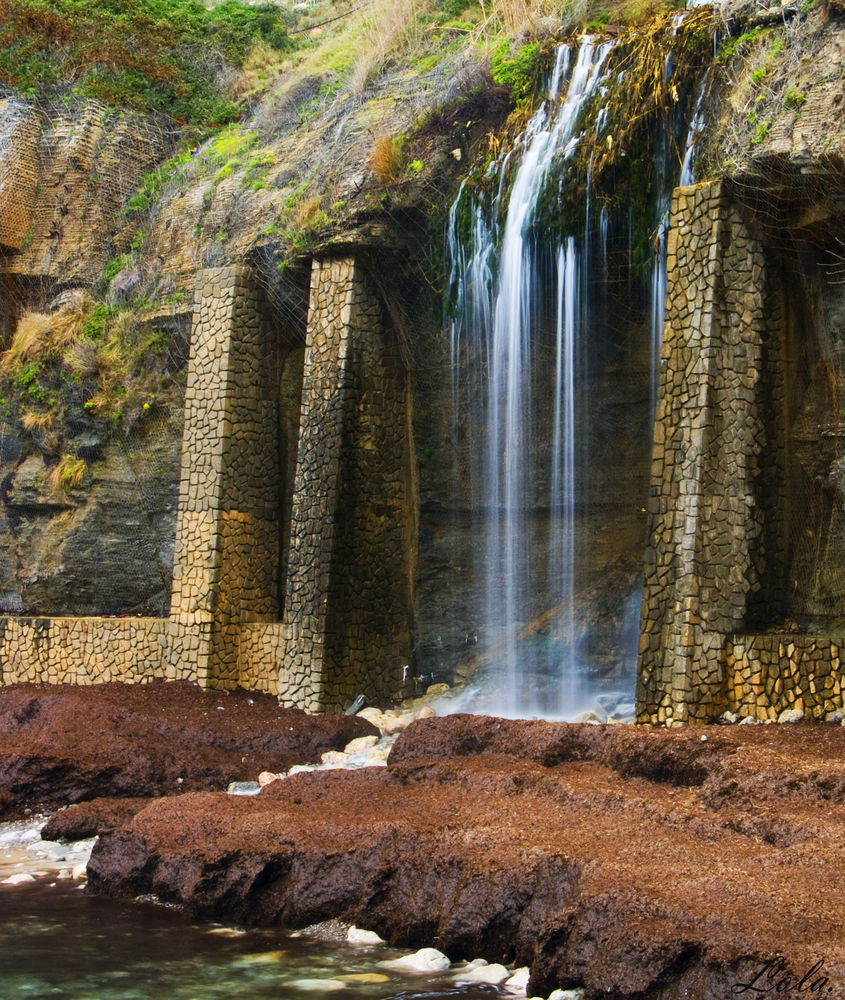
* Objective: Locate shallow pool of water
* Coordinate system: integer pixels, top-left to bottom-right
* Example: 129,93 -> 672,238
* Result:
0,879 -> 512,1000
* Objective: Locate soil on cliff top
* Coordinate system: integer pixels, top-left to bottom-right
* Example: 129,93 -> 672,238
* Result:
0,680 -> 375,819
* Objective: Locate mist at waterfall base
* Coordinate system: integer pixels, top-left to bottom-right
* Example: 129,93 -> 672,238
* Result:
445,30 -> 707,721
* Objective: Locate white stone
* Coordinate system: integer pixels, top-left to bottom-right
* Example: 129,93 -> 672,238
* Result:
739,715 -> 760,725
287,764 -> 317,776
321,750 -> 351,767
505,967 -> 531,993
71,862 -> 88,880
2,873 -> 35,885
548,990 -> 585,1000
258,770 -> 282,787
825,710 -> 844,723
346,926 -> 386,945
380,713 -> 414,735
379,947 -> 451,974
777,708 -> 804,724
227,780 -> 261,795
718,711 -> 740,724
357,707 -> 385,727
344,735 -> 379,755
364,744 -> 391,766
572,711 -> 603,725
457,962 -> 510,984
426,682 -> 450,696
291,978 -> 347,991
416,705 -> 436,720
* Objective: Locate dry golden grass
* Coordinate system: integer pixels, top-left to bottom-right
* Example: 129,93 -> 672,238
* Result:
2,295 -> 90,372
49,454 -> 87,492
348,0 -> 424,96
295,195 -> 324,230
2,313 -> 53,370
20,411 -> 54,433
369,133 -> 406,184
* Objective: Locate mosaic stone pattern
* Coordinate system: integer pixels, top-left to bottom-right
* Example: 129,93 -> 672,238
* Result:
0,617 -> 168,685
168,265 -> 280,688
638,180 -> 768,724
638,180 -> 845,724
726,633 -> 845,719
282,257 -> 412,712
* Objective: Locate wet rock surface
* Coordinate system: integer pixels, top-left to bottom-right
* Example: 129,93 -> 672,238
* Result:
0,681 -> 376,819
85,713 -> 845,1000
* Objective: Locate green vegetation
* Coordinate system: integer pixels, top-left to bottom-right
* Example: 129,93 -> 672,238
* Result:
0,0 -> 292,124
783,86 -> 806,109
0,291 -> 179,461
490,40 -> 541,105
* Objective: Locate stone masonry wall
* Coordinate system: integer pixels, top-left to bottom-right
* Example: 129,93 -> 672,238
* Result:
168,265 -> 280,688
638,179 -> 845,724
0,617 -> 168,685
282,257 -> 413,712
638,180 -> 768,724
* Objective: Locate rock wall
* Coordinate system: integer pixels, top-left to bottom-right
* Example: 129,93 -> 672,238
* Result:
0,616 -> 168,685
638,177 -> 845,724
168,265 -> 281,688
0,97 -> 172,282
282,257 -> 413,712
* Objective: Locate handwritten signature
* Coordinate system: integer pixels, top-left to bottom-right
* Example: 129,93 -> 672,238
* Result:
731,957 -> 833,994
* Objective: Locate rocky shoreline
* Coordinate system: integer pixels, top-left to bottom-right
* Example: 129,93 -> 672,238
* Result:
2,683 -> 845,999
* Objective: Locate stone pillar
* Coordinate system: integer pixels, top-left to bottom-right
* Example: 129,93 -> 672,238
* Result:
638,181 -> 768,724
282,257 -> 413,712
168,266 -> 279,688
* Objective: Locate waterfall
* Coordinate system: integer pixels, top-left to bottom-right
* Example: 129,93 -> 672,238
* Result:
446,29 -> 710,719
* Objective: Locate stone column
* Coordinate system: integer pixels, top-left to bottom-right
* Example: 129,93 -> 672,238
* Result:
282,257 -> 413,712
638,181 -> 768,724
168,266 -> 279,687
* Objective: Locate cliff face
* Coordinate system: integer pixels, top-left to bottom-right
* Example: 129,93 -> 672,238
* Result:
0,1 -> 843,696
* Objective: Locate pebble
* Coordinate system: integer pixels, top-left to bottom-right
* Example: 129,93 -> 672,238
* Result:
719,711 -> 740,725
548,990 -> 585,1000
287,764 -> 317,776
356,707 -> 384,725
71,862 -> 87,880
320,751 -> 351,767
825,710 -> 844,723
457,962 -> 510,984
226,781 -> 261,796
258,770 -> 282,787
2,873 -> 35,885
739,716 -> 760,725
416,705 -> 436,720
346,926 -> 386,946
571,711 -> 603,725
344,735 -> 379,755
505,967 -> 531,993
379,947 -> 451,974
380,713 -> 414,736
426,683 -> 450,697
777,708 -> 804,724
364,744 -> 391,765
337,973 -> 390,983
292,978 -> 347,991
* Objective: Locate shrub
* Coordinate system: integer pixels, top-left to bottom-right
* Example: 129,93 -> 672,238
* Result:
0,0 -> 292,125
370,134 -> 406,184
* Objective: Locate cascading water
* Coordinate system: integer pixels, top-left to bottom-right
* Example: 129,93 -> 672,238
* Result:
446,21 -> 712,719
